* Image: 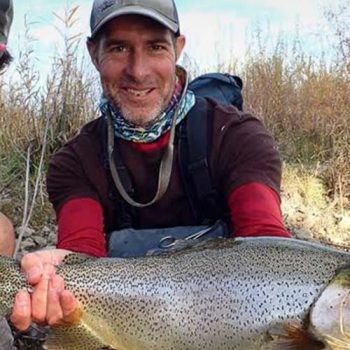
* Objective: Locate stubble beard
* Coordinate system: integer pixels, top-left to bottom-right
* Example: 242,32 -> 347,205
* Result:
103,82 -> 169,127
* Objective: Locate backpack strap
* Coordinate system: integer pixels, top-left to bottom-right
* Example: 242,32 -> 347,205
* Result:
178,97 -> 226,224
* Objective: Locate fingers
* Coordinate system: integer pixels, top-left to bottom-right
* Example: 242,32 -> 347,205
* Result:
12,249 -> 75,329
30,264 -> 56,324
46,275 -> 65,326
13,272 -> 79,328
60,290 -> 79,325
10,289 -> 31,331
45,275 -> 79,326
21,252 -> 45,284
39,274 -> 79,327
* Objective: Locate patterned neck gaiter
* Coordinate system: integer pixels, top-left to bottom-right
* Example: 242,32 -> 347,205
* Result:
99,66 -> 195,143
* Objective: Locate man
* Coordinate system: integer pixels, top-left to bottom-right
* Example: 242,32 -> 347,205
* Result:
11,0 -> 291,333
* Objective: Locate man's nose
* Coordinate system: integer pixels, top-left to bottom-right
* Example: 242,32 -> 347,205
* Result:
126,52 -> 150,82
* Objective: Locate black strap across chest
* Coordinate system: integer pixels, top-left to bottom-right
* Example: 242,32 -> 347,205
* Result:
178,97 -> 228,224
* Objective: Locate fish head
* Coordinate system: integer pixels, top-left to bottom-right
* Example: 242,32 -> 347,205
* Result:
0,256 -> 27,316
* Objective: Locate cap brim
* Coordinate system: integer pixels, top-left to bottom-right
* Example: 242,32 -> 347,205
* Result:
91,6 -> 179,37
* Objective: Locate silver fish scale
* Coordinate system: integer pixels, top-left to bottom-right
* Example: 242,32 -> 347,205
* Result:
56,238 -> 350,350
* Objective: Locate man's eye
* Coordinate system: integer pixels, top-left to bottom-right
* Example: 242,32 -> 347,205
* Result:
151,44 -> 165,51
111,45 -> 127,52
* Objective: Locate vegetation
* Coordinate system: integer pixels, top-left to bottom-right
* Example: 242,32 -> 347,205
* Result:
0,5 -> 349,243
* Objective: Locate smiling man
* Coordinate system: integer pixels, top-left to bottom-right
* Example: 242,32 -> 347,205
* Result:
87,15 -> 185,127
11,0 -> 290,334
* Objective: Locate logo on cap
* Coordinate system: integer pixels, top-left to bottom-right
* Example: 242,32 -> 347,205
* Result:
99,0 -> 116,13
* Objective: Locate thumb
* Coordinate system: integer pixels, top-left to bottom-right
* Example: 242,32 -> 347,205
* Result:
21,249 -> 68,284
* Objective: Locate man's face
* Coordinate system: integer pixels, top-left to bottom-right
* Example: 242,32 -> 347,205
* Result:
87,15 -> 185,127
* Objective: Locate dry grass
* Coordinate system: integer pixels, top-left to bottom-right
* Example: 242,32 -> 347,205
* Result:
245,56 -> 349,206
0,7 -> 99,228
281,164 -> 350,246
0,5 -> 349,240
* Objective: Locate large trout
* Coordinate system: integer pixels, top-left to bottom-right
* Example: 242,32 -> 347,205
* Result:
1,237 -> 350,350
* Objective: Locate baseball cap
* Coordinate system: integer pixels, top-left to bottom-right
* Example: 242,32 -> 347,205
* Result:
0,0 -> 13,45
90,0 -> 180,38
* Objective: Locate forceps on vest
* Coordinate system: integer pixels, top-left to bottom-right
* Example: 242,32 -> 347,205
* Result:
158,226 -> 213,249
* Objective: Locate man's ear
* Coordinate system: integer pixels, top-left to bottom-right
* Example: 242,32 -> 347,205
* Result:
86,38 -> 99,69
175,34 -> 186,61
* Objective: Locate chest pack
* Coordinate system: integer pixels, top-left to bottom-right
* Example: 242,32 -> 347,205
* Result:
107,72 -> 244,228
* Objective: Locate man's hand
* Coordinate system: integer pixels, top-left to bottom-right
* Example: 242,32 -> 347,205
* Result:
10,249 -> 78,330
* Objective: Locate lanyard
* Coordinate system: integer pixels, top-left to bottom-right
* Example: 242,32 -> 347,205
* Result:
107,74 -> 189,208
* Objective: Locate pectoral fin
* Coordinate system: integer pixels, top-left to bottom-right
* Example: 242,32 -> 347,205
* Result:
43,307 -> 119,350
44,323 -> 113,350
262,323 -> 325,350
